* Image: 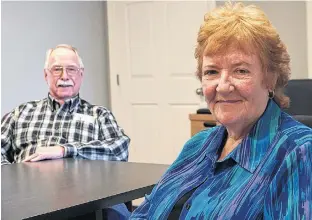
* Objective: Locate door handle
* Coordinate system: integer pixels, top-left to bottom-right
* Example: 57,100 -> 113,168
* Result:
196,88 -> 203,96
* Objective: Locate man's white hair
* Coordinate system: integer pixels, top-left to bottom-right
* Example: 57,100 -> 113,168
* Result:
44,44 -> 84,69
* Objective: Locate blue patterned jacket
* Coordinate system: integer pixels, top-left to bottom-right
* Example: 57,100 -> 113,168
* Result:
130,100 -> 312,219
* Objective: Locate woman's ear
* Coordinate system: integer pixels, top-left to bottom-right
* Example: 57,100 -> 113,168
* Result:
265,71 -> 277,91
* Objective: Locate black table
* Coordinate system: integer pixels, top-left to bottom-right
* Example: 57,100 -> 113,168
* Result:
1,159 -> 169,220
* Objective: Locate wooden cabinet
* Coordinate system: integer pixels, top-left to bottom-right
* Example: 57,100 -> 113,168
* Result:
189,114 -> 217,136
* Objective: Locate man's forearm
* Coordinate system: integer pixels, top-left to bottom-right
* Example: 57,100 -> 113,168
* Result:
62,136 -> 130,161
1,155 -> 12,165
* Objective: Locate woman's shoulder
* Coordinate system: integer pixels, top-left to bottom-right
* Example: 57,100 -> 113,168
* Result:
277,112 -> 312,154
186,126 -> 220,147
174,126 -> 221,162
280,112 -> 312,131
279,113 -> 312,138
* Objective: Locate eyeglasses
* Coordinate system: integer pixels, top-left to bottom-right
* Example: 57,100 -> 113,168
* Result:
48,66 -> 81,76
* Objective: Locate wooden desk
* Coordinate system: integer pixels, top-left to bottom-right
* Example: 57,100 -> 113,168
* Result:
1,159 -> 169,220
189,114 -> 217,136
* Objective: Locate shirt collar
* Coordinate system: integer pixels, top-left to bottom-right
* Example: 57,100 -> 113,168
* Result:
196,126 -> 227,165
47,94 -> 81,112
201,99 -> 282,173
227,99 -> 282,173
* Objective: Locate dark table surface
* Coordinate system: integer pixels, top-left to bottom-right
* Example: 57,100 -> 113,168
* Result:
1,159 -> 169,220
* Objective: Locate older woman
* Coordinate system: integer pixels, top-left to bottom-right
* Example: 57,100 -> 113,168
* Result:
130,2 -> 312,219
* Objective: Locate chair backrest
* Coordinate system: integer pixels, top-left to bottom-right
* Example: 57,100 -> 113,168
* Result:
283,79 -> 312,116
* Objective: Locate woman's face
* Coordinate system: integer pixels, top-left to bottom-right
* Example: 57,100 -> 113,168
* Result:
201,49 -> 269,128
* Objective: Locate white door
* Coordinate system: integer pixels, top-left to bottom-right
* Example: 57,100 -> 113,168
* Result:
107,1 -> 216,165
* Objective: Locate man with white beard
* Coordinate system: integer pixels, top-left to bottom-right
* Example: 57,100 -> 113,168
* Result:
1,44 -> 131,219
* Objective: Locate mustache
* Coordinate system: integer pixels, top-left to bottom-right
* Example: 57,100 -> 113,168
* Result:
57,80 -> 74,87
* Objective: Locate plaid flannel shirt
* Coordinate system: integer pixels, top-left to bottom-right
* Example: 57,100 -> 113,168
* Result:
1,95 -> 130,165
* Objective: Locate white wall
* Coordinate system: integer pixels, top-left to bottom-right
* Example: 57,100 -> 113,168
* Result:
216,1 -> 308,79
1,1 -> 110,116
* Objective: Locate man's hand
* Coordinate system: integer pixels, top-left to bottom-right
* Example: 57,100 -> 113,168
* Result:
22,146 -> 65,162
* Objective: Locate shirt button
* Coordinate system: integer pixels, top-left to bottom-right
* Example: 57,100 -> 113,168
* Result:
185,204 -> 191,210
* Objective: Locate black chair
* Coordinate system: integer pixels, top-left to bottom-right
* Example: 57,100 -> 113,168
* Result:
284,79 -> 312,116
283,79 -> 312,128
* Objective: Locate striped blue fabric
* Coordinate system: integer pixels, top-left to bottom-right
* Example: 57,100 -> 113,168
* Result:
130,100 -> 312,219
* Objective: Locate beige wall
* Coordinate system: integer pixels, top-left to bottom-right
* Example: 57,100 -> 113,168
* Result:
307,1 -> 312,78
217,1 -> 308,79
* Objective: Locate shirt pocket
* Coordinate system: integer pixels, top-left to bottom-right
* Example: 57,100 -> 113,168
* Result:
69,115 -> 99,143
